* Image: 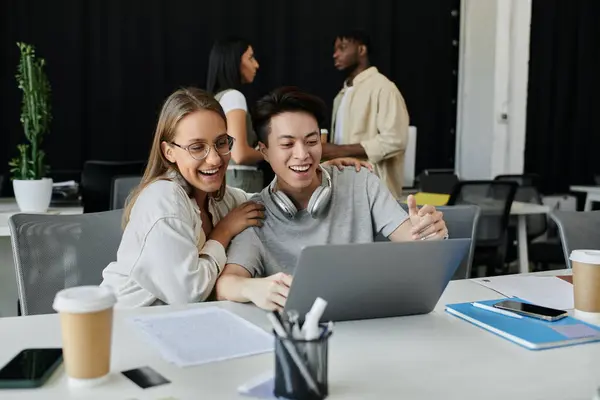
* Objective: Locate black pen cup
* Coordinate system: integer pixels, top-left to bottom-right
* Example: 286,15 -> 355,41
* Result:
273,325 -> 332,400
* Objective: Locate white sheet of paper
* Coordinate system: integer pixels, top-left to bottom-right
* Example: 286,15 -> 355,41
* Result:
130,307 -> 273,367
474,276 -> 574,310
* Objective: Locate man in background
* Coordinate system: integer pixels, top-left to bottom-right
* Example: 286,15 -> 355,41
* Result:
322,30 -> 409,198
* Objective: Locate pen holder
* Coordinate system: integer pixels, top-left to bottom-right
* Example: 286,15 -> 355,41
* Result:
273,325 -> 332,400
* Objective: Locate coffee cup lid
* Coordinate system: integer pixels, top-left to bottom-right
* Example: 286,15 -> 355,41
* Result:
53,286 -> 116,314
569,249 -> 600,265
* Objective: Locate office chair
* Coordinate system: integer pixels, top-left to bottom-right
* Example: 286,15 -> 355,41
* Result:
9,210 -> 123,315
111,176 -> 142,210
81,160 -> 146,213
551,210 -> 600,269
448,181 -> 518,275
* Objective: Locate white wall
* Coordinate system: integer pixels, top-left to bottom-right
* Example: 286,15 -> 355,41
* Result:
455,0 -> 531,179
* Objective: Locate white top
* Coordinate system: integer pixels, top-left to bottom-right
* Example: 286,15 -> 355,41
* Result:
53,286 -> 116,314
100,176 -> 250,308
217,89 -> 259,172
2,270 -> 597,400
218,89 -> 248,113
334,85 -> 354,144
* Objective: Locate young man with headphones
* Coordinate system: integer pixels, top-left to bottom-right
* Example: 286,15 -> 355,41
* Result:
214,87 -> 448,311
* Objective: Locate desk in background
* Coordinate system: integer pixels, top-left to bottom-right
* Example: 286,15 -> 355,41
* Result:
570,185 -> 600,211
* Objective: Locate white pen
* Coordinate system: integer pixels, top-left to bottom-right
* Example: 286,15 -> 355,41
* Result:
472,302 -> 523,319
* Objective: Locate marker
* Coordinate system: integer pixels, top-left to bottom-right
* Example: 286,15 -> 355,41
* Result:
302,297 -> 328,340
472,302 -> 523,319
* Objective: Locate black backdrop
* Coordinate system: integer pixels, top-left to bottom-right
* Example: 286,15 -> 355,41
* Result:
1,0 -> 460,194
526,0 -> 600,194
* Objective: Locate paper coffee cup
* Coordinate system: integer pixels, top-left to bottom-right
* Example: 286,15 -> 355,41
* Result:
570,250 -> 600,325
53,286 -> 117,387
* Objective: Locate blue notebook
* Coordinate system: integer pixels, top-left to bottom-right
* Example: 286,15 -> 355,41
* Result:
446,298 -> 600,350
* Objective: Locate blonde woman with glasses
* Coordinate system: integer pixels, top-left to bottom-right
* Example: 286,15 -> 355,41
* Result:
101,87 -> 369,307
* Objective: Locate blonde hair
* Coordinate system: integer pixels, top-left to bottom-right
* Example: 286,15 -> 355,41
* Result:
122,87 -> 227,227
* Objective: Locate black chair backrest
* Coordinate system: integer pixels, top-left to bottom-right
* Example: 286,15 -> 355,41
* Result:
494,175 -> 548,239
595,175 -> 600,185
494,174 -> 540,188
420,173 -> 459,195
448,180 -> 518,246
514,185 -> 547,239
81,161 -> 146,213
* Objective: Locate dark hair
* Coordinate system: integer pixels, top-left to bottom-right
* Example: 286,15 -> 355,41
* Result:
206,36 -> 250,94
252,87 -> 327,145
336,29 -> 373,55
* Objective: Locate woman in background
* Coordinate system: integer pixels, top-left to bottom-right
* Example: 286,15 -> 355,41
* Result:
206,37 -> 265,193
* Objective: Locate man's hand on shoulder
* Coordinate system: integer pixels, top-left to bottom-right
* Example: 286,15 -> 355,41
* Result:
323,157 -> 373,172
321,143 -> 368,160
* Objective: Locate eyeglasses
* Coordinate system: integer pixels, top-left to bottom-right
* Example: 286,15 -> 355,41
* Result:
171,135 -> 235,160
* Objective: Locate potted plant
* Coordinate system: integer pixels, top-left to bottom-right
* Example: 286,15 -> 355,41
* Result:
9,42 -> 53,212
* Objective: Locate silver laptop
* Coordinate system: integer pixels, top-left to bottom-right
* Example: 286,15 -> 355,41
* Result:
284,239 -> 470,322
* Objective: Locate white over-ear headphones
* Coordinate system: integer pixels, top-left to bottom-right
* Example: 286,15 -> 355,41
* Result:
268,166 -> 333,219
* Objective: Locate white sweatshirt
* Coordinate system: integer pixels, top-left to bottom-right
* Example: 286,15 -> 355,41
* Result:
100,177 -> 250,308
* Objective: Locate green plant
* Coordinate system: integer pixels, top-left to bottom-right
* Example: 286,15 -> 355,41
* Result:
9,42 -> 52,180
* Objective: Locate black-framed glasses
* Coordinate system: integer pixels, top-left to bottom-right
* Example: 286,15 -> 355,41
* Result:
171,135 -> 235,160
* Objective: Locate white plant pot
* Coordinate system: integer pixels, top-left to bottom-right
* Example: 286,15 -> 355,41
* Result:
13,178 -> 53,213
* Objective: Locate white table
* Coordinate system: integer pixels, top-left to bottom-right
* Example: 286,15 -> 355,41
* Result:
510,201 -> 550,274
0,198 -> 83,237
1,271 -> 598,400
570,185 -> 600,211
0,199 -> 83,318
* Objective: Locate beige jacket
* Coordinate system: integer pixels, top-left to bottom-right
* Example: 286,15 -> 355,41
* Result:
331,67 -> 409,198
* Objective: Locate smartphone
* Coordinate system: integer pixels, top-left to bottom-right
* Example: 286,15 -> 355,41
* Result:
0,348 -> 63,389
493,300 -> 567,322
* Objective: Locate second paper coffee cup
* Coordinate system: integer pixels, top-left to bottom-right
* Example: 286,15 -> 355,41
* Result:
53,286 -> 117,387
570,250 -> 600,324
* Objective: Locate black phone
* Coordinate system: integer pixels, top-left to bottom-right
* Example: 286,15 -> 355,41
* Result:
0,348 -> 63,389
493,300 -> 568,322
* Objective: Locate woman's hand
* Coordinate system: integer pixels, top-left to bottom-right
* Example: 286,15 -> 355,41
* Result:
242,272 -> 293,311
323,157 -> 373,172
209,201 -> 265,246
